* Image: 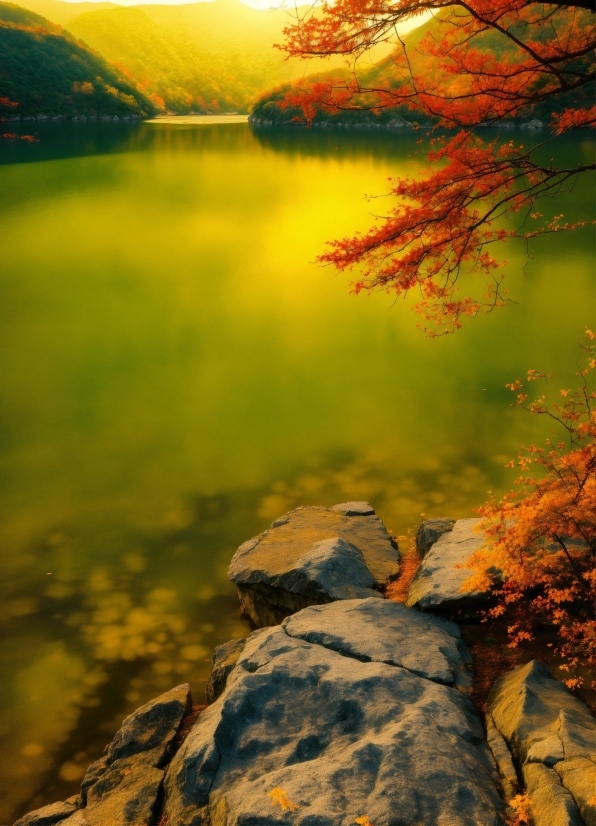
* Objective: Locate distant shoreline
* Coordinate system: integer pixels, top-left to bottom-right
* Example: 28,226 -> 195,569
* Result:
248,114 -> 549,131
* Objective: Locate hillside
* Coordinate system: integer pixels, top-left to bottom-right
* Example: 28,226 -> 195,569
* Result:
0,2 -> 155,119
62,0 -> 364,114
8,0 -> 392,116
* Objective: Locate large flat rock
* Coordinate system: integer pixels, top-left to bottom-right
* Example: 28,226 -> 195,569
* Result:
283,597 -> 473,690
228,503 -> 400,626
407,517 -> 490,611
163,599 -> 505,826
488,661 -> 596,826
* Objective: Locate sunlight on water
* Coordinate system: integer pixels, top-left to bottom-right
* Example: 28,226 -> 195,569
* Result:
0,121 -> 593,819
146,114 -> 249,124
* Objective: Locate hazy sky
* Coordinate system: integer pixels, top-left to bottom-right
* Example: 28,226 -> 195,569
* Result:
63,0 -> 430,24
59,0 -> 315,6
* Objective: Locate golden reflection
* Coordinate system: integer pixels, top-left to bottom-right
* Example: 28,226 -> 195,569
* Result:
257,450 -> 495,530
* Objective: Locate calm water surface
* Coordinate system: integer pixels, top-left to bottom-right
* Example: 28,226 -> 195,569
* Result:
0,120 -> 594,820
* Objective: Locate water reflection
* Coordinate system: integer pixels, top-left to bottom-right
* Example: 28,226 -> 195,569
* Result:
0,120 -> 593,821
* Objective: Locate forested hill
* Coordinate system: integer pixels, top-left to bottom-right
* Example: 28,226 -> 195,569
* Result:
0,2 -> 156,119
62,0 -> 360,114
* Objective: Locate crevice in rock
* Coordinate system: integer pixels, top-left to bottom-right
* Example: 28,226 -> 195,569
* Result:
484,712 -> 521,801
150,780 -> 166,826
170,704 -> 207,759
553,761 -> 585,821
555,712 -> 566,762
279,624 -> 460,689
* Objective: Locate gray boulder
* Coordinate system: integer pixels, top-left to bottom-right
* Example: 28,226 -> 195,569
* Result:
283,597 -> 473,690
61,759 -> 164,826
488,661 -> 596,826
104,682 -> 191,768
79,682 -> 191,804
16,684 -> 193,826
163,598 -> 505,826
407,517 -> 490,611
416,517 -> 455,557
227,503 -> 399,626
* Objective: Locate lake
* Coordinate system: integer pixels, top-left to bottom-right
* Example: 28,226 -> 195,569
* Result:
0,118 -> 593,820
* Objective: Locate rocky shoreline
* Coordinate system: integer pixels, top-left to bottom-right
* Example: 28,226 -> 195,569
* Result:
2,113 -> 144,123
15,503 -> 595,826
247,116 -> 547,131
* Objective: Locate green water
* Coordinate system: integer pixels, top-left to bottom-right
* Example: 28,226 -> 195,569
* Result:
0,120 -> 593,820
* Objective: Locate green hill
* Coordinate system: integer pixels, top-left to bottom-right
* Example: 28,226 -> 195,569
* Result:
62,0 -> 383,114
0,2 -> 156,119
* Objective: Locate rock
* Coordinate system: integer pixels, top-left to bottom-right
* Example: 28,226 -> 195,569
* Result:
488,661 -> 595,766
407,517 -> 490,611
80,758 -> 108,806
61,758 -> 164,826
17,684 -> 193,826
205,639 -> 246,704
13,801 -> 77,826
556,758 -> 596,826
416,517 -> 455,557
104,682 -> 191,768
228,503 -> 399,626
329,501 -> 375,516
163,598 -> 505,826
523,763 -> 583,826
283,597 -> 473,690
488,661 -> 596,826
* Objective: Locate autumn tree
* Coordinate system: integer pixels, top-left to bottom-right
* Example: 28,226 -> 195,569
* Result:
0,97 -> 38,142
280,1 -> 595,334
465,331 -> 595,685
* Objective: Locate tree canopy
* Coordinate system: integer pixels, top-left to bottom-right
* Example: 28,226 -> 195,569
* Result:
280,1 -> 595,334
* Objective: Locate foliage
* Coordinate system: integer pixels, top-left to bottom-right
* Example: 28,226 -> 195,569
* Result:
267,788 -> 373,823
276,1 -> 595,333
507,793 -> 532,825
257,13 -> 589,128
268,787 -> 299,812
251,76 -> 419,128
465,331 -> 595,685
0,2 -> 155,119
1,81 -> 34,139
